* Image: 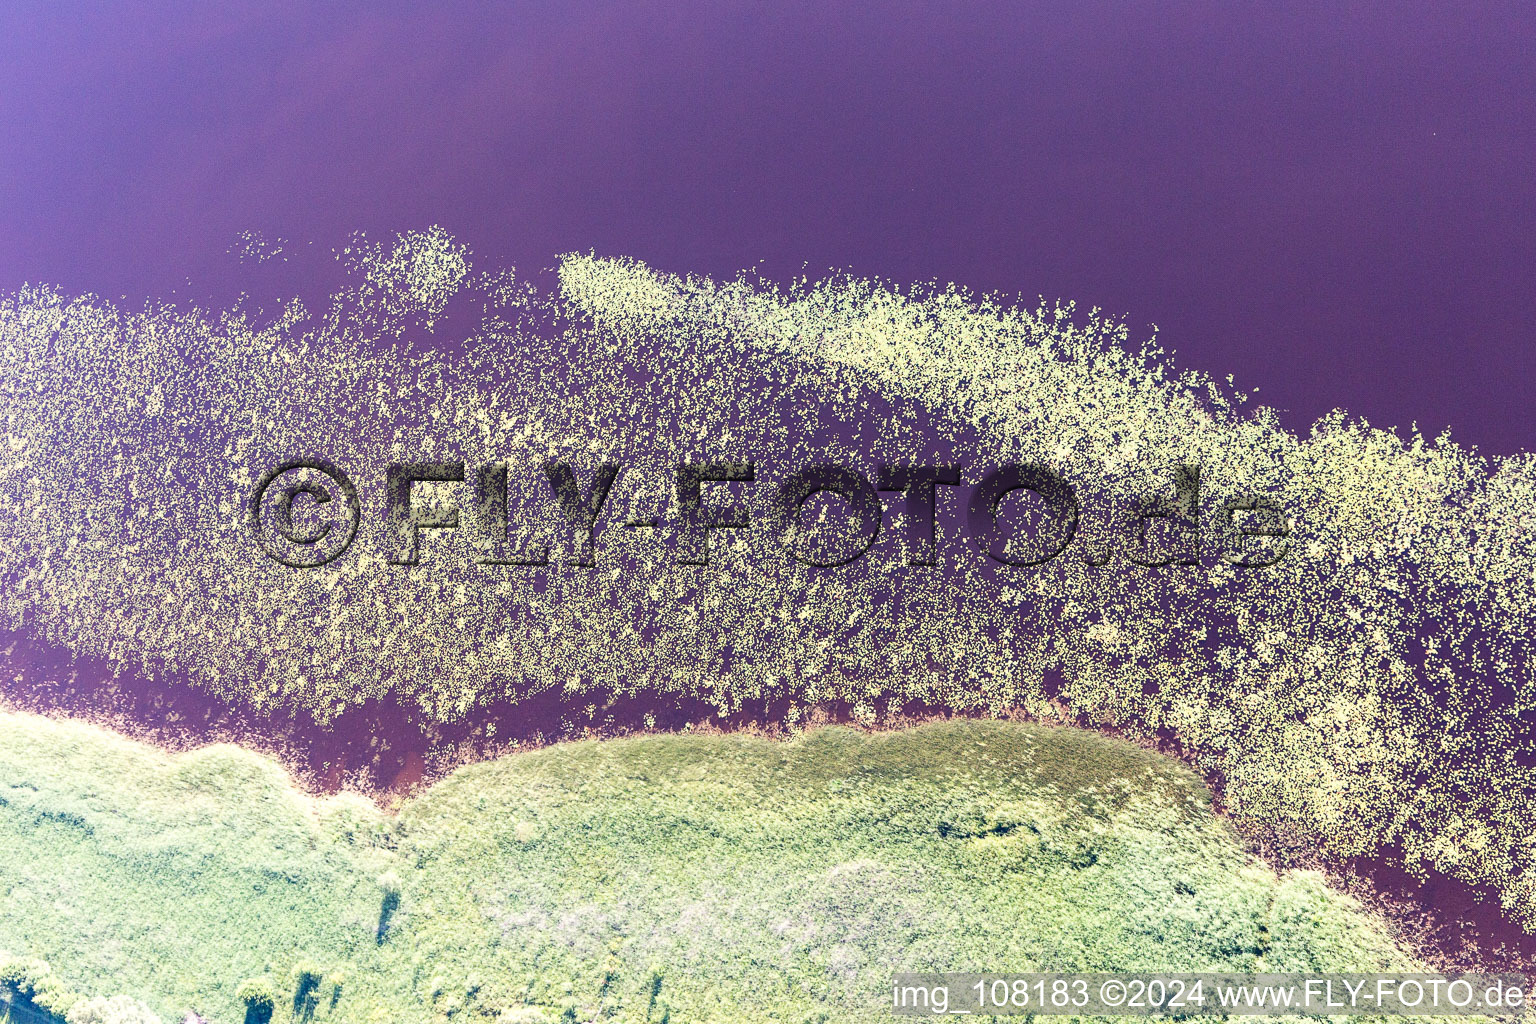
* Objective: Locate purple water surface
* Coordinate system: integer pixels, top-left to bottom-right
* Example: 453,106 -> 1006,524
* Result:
1,1 -> 1532,450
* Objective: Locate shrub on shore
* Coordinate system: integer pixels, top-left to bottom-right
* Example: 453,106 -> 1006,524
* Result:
1,954 -> 163,1024
233,977 -> 275,1023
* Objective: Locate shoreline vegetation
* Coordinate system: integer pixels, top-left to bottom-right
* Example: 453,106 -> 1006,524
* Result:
5,230 -> 1536,1009
0,707 -> 1437,1024
2,626 -> 1532,983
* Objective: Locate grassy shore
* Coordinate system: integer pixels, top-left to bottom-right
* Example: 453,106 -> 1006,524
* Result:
0,712 -> 1421,1023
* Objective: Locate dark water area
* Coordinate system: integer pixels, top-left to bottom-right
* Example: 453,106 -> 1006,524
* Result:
2,1 -> 1533,453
